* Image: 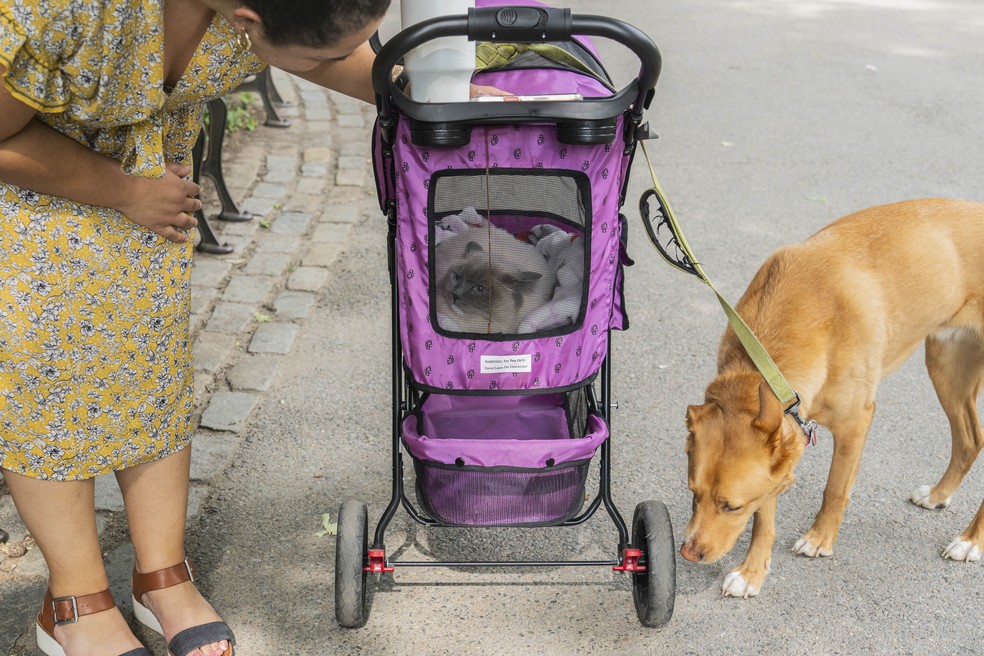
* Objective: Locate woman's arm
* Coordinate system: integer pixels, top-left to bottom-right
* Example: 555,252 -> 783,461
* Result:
0,69 -> 201,243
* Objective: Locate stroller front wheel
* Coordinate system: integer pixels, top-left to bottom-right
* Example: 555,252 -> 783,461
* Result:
631,500 -> 676,628
335,500 -> 370,628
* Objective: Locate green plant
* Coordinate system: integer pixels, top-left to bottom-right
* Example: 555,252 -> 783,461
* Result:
223,92 -> 258,133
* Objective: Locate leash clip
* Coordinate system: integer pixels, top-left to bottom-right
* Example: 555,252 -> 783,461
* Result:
784,393 -> 818,447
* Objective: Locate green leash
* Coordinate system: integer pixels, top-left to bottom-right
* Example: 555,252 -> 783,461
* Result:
637,142 -> 817,445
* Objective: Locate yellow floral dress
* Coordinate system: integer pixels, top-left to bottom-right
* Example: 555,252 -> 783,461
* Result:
0,0 -> 264,480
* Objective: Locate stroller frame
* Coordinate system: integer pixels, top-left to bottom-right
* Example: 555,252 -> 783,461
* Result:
336,3 -> 674,629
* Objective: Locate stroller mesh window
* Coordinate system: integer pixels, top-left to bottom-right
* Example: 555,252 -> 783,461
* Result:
430,170 -> 590,337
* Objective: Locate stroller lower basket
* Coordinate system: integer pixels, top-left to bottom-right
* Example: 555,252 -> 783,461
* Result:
402,392 -> 609,527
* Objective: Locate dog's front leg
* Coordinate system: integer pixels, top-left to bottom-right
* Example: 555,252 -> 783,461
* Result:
943,497 -> 984,562
793,407 -> 874,557
722,495 -> 776,598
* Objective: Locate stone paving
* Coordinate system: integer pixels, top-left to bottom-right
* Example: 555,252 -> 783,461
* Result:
0,69 -> 379,649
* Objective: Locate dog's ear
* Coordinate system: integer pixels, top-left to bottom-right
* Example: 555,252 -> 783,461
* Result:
685,404 -> 707,455
753,380 -> 783,436
754,380 -> 801,474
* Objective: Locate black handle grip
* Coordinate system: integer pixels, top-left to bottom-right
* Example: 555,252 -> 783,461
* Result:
467,6 -> 572,42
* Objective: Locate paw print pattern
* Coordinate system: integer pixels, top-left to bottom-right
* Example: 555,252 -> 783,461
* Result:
555,337 -> 564,347
513,148 -> 522,159
534,352 -> 541,362
559,148 -> 567,159
424,366 -> 432,376
468,343 -> 476,353
445,382 -> 454,390
581,161 -> 590,171
512,342 -> 520,351
490,381 -> 498,390
537,134 -> 545,145
425,340 -> 432,350
422,151 -> 430,162
447,355 -> 455,365
467,150 -> 476,161
554,363 -> 562,373
467,369 -> 475,379
491,135 -> 499,146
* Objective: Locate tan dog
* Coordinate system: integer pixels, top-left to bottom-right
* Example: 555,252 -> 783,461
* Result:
681,198 -> 984,597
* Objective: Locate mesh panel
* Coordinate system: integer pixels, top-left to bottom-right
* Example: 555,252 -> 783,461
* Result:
431,171 -> 590,336
432,171 -> 588,228
414,460 -> 589,527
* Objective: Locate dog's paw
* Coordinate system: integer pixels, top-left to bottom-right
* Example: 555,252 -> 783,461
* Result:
791,535 -> 833,558
942,538 -> 982,562
721,571 -> 761,598
910,485 -> 951,510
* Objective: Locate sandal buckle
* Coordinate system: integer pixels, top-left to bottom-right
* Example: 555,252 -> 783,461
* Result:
183,558 -> 196,583
50,595 -> 79,625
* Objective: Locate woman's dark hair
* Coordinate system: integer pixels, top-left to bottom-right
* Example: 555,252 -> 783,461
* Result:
244,0 -> 391,47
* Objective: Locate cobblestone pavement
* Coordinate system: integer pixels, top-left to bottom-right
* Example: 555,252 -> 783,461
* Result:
0,69 -> 380,652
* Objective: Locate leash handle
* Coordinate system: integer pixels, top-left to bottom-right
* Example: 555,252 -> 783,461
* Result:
637,141 -> 799,410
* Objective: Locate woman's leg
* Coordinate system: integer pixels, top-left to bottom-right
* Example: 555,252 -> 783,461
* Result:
115,445 -> 230,656
1,469 -> 145,656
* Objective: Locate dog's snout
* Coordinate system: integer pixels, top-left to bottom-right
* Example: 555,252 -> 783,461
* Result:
681,540 -> 704,562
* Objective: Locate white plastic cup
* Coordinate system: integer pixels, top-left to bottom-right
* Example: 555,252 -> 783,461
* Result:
401,0 -> 475,103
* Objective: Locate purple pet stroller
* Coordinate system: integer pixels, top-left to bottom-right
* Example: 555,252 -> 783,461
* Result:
335,1 -> 674,628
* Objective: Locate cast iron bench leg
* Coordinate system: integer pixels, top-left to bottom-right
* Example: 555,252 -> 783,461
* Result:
202,98 -> 253,222
192,128 -> 234,255
238,67 -> 292,128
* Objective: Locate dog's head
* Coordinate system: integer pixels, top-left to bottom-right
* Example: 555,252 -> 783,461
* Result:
680,372 -> 804,563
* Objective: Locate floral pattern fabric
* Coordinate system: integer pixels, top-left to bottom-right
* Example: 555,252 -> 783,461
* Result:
0,0 -> 264,480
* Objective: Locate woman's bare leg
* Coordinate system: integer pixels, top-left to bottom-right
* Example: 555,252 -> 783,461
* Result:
1,469 -> 144,656
115,446 -> 230,656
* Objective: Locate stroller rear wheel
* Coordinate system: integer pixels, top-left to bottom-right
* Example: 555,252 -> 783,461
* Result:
631,500 -> 676,628
335,500 -> 369,628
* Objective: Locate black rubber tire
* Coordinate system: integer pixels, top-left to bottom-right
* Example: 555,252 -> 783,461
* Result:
334,500 -> 369,628
631,500 -> 676,628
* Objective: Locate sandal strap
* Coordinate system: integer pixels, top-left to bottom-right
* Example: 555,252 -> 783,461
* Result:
132,559 -> 197,599
38,589 -> 116,632
167,621 -> 235,656
119,650 -> 153,656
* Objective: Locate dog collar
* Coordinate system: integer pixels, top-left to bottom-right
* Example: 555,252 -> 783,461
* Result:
785,393 -> 818,446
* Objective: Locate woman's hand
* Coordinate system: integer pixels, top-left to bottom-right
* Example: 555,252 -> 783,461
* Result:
115,163 -> 202,244
470,83 -> 512,98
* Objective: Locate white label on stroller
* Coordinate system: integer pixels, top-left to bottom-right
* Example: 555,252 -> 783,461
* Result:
480,354 -> 532,374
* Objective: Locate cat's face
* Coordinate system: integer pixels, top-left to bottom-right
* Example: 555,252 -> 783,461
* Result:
439,241 -> 543,332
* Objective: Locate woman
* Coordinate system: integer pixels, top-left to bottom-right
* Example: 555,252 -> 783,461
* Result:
0,1 -> 389,654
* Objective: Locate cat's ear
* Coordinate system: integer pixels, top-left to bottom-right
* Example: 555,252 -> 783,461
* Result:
464,241 -> 484,256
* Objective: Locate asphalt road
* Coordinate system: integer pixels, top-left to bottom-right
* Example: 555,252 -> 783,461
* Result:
194,1 -> 984,654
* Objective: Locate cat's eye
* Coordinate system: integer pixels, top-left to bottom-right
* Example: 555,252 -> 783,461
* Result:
450,272 -> 460,284
472,285 -> 487,294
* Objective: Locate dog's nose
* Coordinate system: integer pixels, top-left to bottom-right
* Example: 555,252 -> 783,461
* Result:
680,540 -> 704,562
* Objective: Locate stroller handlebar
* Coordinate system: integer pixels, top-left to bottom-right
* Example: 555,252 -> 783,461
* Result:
372,7 -> 662,128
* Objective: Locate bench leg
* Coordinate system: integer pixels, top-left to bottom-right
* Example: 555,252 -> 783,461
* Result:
192,128 -> 234,255
203,98 -> 253,222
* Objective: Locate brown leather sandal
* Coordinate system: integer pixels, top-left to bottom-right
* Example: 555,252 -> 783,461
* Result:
36,589 -> 151,656
131,559 -> 235,656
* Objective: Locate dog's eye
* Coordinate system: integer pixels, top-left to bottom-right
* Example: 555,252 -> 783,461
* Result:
722,502 -> 742,513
